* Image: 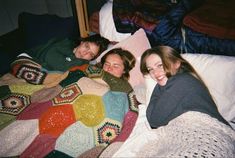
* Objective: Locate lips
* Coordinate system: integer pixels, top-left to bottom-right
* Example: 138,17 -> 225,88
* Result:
157,75 -> 164,80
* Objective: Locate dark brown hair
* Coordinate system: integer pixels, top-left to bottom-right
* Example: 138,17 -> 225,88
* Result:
77,34 -> 110,60
100,48 -> 136,80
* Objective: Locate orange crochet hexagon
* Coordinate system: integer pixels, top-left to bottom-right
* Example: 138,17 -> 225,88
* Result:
39,104 -> 76,137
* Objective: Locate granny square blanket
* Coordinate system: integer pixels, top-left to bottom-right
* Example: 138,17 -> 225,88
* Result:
0,56 -> 139,157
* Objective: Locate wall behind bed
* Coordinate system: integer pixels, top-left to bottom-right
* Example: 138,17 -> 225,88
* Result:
0,0 -> 73,36
0,0 -> 80,75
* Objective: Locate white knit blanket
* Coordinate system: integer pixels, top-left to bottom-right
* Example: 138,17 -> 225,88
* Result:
103,104 -> 235,158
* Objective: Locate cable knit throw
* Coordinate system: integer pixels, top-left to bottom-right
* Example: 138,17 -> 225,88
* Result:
138,111 -> 235,157
111,110 -> 235,158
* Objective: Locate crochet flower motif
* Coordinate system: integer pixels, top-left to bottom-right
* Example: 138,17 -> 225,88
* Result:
0,93 -> 30,115
53,83 -> 82,105
94,118 -> 122,146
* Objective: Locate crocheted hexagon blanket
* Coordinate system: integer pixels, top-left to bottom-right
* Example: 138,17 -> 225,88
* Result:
0,57 -> 139,157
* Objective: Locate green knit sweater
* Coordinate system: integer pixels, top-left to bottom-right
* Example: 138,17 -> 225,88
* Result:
27,38 -> 89,72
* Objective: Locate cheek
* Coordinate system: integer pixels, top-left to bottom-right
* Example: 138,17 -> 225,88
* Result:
83,55 -> 92,60
74,47 -> 81,56
109,68 -> 123,78
114,68 -> 124,77
150,73 -> 157,81
103,66 -> 109,72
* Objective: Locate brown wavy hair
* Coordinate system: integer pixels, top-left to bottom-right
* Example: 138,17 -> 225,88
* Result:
76,34 -> 110,60
100,48 -> 136,80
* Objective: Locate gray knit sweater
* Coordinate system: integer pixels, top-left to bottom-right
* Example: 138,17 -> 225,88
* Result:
147,72 -> 230,128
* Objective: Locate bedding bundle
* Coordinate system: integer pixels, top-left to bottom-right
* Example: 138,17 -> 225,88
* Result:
111,0 -> 235,56
0,55 -> 139,157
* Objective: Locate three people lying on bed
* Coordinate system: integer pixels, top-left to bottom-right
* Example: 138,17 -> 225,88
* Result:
25,34 -> 110,72
140,46 -> 231,129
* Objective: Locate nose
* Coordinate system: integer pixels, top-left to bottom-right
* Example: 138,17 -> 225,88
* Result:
151,68 -> 161,75
83,50 -> 89,55
104,64 -> 113,72
107,65 -> 113,71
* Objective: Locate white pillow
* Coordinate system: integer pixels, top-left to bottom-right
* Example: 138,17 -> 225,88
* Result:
145,53 -> 235,128
99,1 -> 131,42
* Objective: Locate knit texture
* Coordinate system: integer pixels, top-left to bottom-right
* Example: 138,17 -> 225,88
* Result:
137,111 -> 235,157
112,111 -> 235,158
0,62 -> 139,157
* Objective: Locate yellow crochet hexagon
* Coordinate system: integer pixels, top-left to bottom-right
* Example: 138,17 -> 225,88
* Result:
73,94 -> 105,127
10,83 -> 44,95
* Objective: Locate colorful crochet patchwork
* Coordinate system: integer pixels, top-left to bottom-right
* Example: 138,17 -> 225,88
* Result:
16,64 -> 47,85
0,93 -> 31,115
53,83 -> 82,105
0,62 -> 139,157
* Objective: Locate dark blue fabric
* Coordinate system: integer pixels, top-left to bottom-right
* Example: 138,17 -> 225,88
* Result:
112,0 -> 179,33
149,0 -> 204,51
149,0 -> 235,56
113,0 -> 235,56
183,26 -> 235,56
18,12 -> 79,49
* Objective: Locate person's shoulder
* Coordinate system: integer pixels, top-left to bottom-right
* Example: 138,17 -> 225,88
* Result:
175,72 -> 193,79
47,37 -> 72,44
167,73 -> 202,92
173,72 -> 199,84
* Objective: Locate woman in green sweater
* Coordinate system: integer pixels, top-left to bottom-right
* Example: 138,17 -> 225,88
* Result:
26,34 -> 110,72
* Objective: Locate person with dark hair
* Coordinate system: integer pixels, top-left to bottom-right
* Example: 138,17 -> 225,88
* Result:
140,45 -> 230,129
99,48 -> 136,80
25,34 -> 110,71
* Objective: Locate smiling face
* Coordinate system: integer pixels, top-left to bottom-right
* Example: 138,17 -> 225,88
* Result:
146,54 -> 168,86
102,54 -> 125,78
73,41 -> 99,60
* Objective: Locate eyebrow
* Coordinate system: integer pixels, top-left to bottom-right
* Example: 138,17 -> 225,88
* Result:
147,61 -> 162,67
105,61 -> 123,67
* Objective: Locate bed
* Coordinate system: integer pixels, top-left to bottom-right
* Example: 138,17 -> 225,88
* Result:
1,0 -> 235,157
0,28 -> 235,157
